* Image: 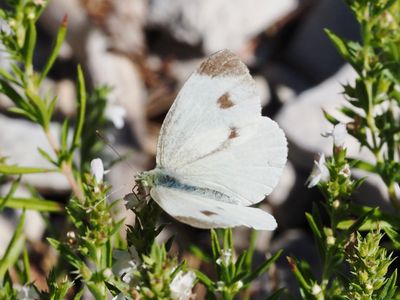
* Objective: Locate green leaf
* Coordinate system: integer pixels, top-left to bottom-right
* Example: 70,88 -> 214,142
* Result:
210,229 -> 221,259
189,245 -> 211,263
383,226 -> 400,249
267,288 -> 286,300
25,90 -> 48,128
0,79 -> 31,112
37,147 -> 58,166
325,29 -> 351,61
39,16 -> 67,83
0,176 -> 21,210
346,208 -> 375,234
47,238 -> 85,271
194,270 -> 214,290
241,250 -> 282,286
305,212 -> 325,258
60,118 -> 70,151
0,197 -> 63,212
0,164 -> 55,174
322,109 -> 339,125
7,107 -> 37,122
46,97 -> 57,125
378,269 -> 397,300
0,211 -> 26,280
22,248 -> 30,283
23,19 -> 37,71
72,65 -> 87,151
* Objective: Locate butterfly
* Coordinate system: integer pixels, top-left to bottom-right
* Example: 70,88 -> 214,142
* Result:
136,49 -> 287,230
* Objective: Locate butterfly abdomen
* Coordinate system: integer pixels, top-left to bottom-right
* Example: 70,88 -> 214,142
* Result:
153,170 -> 235,204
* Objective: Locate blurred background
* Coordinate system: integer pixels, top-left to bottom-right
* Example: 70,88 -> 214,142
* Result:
0,0 -> 392,298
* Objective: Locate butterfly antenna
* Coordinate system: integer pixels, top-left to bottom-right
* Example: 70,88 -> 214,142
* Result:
91,183 -> 130,210
96,129 -> 138,176
96,130 -> 124,162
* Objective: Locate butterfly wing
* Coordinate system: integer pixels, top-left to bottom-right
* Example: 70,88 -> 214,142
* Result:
151,186 -> 277,230
156,50 -> 287,206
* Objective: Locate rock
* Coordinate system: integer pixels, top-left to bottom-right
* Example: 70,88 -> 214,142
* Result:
103,0 -> 147,56
0,114 -> 69,192
276,64 -> 392,210
53,79 -> 77,117
282,0 -> 360,82
86,30 -> 148,151
0,214 -> 14,256
148,0 -> 299,55
268,161 -> 296,206
0,185 -> 46,255
271,229 -> 320,298
40,0 -> 89,62
276,64 -> 360,169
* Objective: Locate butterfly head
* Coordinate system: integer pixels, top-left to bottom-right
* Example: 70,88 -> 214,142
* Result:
135,170 -> 157,188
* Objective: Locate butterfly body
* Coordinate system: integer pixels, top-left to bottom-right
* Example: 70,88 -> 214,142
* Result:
136,50 -> 287,230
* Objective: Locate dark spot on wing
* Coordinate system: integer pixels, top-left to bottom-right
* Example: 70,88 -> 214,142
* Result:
198,50 -> 248,77
217,92 -> 234,109
229,127 -> 238,139
201,210 -> 218,216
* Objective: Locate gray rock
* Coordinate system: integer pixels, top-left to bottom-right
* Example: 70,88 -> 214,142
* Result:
272,229 -> 320,298
86,30 -> 148,151
105,0 -> 147,56
148,0 -> 299,54
276,64 -> 392,210
282,0 -> 360,82
276,64 -> 360,169
0,184 -> 47,256
0,114 -> 69,192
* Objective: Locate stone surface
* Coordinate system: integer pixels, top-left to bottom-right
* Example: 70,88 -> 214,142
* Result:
105,0 -> 147,56
271,230 -> 320,298
276,64 -> 360,169
276,64 -> 393,210
86,30 -> 148,151
0,185 -> 47,255
148,0 -> 299,54
282,0 -> 360,82
0,115 -> 69,192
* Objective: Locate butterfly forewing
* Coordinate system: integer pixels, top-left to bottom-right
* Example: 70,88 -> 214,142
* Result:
152,49 -> 287,229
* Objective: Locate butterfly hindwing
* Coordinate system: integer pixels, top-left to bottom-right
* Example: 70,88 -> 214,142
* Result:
151,186 -> 277,230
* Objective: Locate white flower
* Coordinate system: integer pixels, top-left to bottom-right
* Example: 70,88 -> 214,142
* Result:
105,101 -> 127,129
0,18 -> 13,36
17,285 -> 39,300
112,246 -> 140,284
323,123 -> 348,148
170,271 -> 196,300
307,153 -> 330,188
311,284 -> 322,295
216,249 -> 232,265
90,158 -> 104,183
338,164 -> 351,178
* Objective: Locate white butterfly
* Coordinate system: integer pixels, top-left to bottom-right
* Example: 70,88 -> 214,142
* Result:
137,50 -> 287,230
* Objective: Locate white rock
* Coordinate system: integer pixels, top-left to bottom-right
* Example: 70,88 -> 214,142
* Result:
0,115 -> 69,192
86,30 -> 148,150
148,0 -> 299,54
276,64 -> 392,206
105,0 -> 147,56
0,215 -> 14,256
276,64 -> 363,169
268,161 -> 296,206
